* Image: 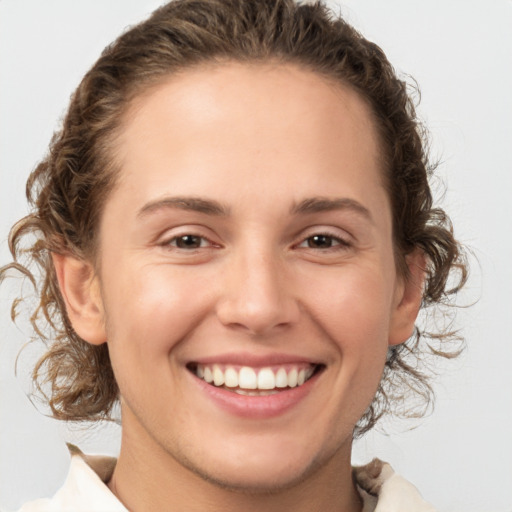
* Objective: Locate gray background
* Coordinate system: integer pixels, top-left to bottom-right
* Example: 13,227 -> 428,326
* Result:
1,1 -> 511,510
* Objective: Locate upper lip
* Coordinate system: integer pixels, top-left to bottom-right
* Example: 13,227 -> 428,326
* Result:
186,352 -> 323,368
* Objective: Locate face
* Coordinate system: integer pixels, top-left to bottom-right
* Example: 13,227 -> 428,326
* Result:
70,63 -> 420,491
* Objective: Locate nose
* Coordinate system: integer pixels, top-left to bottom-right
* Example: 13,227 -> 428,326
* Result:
215,246 -> 300,336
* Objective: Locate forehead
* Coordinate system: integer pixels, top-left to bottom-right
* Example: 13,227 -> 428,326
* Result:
110,61 -> 385,214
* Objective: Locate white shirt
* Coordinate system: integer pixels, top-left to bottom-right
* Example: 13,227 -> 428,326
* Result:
11,445 -> 436,512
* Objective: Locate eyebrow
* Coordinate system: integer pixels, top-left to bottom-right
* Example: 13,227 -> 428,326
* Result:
137,196 -> 230,218
137,195 -> 372,222
291,197 -> 373,222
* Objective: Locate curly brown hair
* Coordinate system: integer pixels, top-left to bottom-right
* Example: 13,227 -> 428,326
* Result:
1,0 -> 467,436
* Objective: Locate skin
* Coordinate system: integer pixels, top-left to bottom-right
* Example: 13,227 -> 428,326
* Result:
54,62 -> 424,512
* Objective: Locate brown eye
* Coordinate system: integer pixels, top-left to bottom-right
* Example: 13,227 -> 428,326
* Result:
296,232 -> 350,252
173,235 -> 204,249
306,235 -> 336,249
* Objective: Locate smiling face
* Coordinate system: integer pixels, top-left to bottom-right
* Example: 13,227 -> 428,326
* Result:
57,62 -> 422,496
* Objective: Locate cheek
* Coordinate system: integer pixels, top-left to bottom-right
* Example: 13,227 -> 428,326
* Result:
101,263 -> 213,357
303,264 -> 394,403
304,265 -> 395,349
100,264 -> 215,412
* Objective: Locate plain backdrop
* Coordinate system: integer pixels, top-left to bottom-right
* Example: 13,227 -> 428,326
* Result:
1,1 -> 511,511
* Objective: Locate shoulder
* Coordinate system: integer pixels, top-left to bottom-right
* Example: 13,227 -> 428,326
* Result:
354,458 -> 437,512
11,445 -> 126,512
10,451 -> 435,512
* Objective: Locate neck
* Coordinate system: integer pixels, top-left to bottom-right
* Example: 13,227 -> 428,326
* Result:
108,409 -> 362,512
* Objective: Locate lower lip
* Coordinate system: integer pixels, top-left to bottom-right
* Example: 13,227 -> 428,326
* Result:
190,370 -> 320,419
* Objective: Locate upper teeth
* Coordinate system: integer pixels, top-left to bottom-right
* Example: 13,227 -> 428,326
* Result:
195,364 -> 315,390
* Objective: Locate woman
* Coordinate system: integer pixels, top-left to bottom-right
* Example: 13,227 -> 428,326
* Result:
1,0 -> 466,510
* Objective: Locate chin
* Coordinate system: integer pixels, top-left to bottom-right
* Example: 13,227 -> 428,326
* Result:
174,442 -> 334,494
187,462 -> 318,494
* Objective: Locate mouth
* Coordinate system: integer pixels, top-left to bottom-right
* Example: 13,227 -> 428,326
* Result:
187,362 -> 324,396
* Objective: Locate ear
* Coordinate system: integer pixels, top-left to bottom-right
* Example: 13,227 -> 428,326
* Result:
389,249 -> 426,346
52,253 -> 107,345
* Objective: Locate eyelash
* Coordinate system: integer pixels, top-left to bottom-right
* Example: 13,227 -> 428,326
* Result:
161,231 -> 351,252
162,234 -> 216,250
295,232 -> 351,251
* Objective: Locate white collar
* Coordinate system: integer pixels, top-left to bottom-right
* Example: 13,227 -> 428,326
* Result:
353,458 -> 437,512
16,445 -> 436,512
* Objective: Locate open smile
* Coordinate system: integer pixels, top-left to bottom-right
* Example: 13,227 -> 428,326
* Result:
186,361 -> 325,418
188,362 -> 321,395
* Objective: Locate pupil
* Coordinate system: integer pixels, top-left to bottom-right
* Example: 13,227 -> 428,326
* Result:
177,235 -> 201,248
309,235 -> 332,248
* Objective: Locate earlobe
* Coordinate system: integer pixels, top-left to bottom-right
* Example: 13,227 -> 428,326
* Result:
389,249 -> 426,346
52,253 -> 107,345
